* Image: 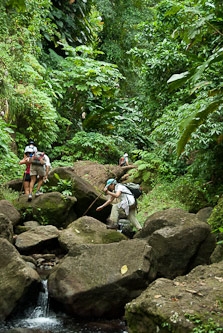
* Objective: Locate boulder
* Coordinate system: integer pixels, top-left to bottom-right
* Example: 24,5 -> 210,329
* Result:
0,213 -> 14,243
0,200 -> 21,226
125,261 -> 223,333
48,239 -> 157,319
196,206 -> 213,222
0,238 -> 40,320
15,225 -> 60,255
14,192 -> 77,228
4,179 -> 22,192
47,167 -> 111,221
72,160 -> 136,190
135,208 -> 216,278
58,215 -> 127,251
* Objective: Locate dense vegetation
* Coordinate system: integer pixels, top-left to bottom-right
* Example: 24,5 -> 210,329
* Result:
1,0 -> 223,236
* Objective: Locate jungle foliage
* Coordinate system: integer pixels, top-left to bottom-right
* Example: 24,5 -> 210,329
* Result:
0,0 -> 223,229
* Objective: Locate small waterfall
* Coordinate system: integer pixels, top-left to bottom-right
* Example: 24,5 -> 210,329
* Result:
0,279 -> 128,332
14,279 -> 61,330
29,279 -> 49,318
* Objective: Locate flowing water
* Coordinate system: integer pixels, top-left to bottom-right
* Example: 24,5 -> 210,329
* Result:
0,280 -> 128,333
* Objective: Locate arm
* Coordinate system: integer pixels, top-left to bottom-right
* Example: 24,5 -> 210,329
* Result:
96,187 -> 122,211
96,196 -> 115,211
19,157 -> 30,165
43,165 -> 50,181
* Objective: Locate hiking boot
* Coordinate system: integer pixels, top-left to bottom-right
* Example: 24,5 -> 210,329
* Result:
28,194 -> 32,202
35,191 -> 43,197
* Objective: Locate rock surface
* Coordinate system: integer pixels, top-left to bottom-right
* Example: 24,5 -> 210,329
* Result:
14,192 -> 77,228
135,208 -> 216,278
59,215 -> 127,251
0,200 -> 21,226
125,261 -> 223,333
15,225 -> 60,254
48,239 -> 156,318
0,238 -> 40,320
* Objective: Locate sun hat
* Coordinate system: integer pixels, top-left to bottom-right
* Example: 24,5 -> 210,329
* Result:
24,146 -> 34,154
106,178 -> 117,187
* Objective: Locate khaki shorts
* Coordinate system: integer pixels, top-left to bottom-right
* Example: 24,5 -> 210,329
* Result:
30,164 -> 46,177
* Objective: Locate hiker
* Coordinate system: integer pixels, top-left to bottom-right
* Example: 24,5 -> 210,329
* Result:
119,152 -> 129,166
24,139 -> 37,157
28,151 -> 51,201
96,178 -> 142,231
19,146 -> 34,195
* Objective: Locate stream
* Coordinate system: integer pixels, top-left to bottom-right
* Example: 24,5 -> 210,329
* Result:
0,280 -> 128,333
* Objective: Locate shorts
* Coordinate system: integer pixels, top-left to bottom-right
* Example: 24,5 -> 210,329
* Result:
24,173 -> 31,182
30,164 -> 46,177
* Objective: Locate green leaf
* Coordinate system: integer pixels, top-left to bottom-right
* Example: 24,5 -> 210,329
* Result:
177,97 -> 223,156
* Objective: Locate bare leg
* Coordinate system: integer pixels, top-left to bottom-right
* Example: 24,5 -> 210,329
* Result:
29,175 -> 37,194
36,177 -> 43,192
23,181 -> 30,195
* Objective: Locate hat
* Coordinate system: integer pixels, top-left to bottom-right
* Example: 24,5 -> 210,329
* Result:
24,146 -> 34,153
106,178 -> 117,187
28,139 -> 35,145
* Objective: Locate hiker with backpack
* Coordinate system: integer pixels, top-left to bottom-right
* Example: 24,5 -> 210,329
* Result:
96,178 -> 142,231
119,152 -> 129,167
28,151 -> 51,201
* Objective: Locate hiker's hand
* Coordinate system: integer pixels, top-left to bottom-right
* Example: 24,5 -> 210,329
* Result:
96,206 -> 103,211
103,186 -> 108,194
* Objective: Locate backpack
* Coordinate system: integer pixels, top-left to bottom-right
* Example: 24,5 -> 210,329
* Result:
30,152 -> 46,166
124,183 -> 142,199
119,156 -> 126,166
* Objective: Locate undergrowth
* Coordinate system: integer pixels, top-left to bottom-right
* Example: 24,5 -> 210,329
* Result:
137,181 -> 189,225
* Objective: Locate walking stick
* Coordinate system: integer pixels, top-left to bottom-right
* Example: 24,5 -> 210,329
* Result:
18,173 -> 26,201
82,191 -> 104,217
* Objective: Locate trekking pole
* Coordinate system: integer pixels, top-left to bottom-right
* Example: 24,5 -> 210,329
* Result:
18,173 -> 26,201
82,191 -> 104,217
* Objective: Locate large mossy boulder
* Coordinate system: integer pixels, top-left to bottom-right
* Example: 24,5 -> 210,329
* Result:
0,238 -> 40,320
58,215 -> 127,251
14,192 -> 77,228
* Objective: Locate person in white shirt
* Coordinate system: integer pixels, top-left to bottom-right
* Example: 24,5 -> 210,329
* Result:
96,178 -> 142,231
28,151 -> 51,201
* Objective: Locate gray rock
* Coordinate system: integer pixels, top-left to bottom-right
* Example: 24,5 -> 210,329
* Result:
48,239 -> 156,318
14,192 -> 77,228
135,208 -> 216,278
15,225 -> 60,254
125,261 -> 223,333
0,200 -> 21,226
196,206 -> 213,222
0,238 -> 40,320
47,167 -> 111,222
0,213 -> 14,243
59,215 -> 127,251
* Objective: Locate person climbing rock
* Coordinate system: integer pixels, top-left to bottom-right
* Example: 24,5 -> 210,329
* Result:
96,178 -> 142,231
